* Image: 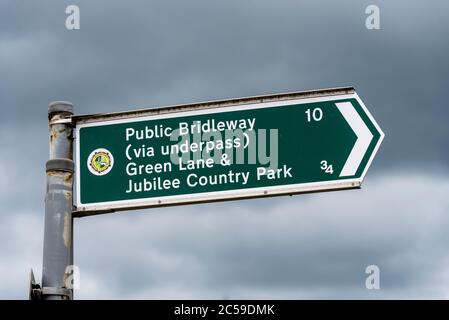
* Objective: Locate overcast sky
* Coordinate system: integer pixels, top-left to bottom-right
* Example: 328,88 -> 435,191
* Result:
1,0 -> 449,299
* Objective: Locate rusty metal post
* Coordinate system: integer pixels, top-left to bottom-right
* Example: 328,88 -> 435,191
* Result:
42,101 -> 74,300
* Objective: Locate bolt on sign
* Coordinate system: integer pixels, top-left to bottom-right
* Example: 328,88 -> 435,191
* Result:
73,87 -> 384,215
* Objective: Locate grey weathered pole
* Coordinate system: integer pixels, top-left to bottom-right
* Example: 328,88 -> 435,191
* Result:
41,101 -> 74,300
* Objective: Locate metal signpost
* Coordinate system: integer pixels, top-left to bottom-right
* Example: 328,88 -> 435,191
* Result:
36,87 -> 384,299
40,102 -> 75,300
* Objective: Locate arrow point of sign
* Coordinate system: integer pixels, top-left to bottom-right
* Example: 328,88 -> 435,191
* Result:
336,102 -> 373,177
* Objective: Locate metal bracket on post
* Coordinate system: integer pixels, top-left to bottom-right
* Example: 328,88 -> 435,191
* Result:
29,273 -> 72,300
41,287 -> 72,299
38,101 -> 75,300
29,269 -> 42,300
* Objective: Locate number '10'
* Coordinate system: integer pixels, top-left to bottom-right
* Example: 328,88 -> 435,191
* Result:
305,108 -> 323,122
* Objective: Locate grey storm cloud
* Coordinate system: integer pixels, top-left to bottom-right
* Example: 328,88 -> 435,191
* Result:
1,0 -> 449,168
70,173 -> 449,298
0,0 -> 449,299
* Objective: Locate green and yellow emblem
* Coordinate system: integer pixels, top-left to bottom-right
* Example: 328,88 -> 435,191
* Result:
87,148 -> 114,176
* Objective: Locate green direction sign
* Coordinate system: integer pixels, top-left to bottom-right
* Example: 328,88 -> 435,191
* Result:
74,87 -> 384,214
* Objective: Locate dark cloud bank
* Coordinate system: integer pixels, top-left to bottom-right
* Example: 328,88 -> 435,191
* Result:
0,0 -> 448,298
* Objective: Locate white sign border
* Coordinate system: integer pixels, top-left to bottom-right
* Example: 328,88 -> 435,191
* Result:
74,92 -> 384,214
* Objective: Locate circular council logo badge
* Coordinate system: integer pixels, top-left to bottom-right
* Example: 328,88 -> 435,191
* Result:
87,148 -> 114,176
